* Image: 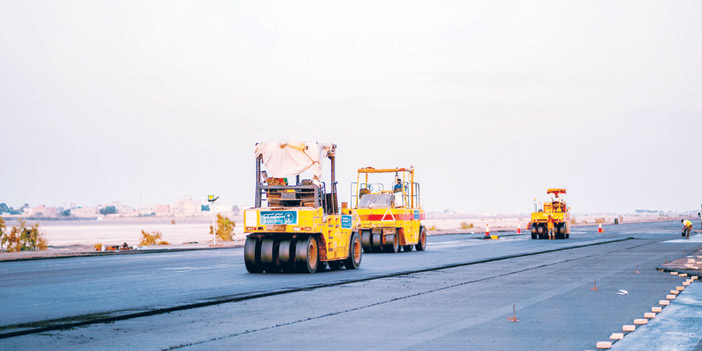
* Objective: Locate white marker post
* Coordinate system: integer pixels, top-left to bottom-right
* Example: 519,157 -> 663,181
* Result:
208,195 -> 220,245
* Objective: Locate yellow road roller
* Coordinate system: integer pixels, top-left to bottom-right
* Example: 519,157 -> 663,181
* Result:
530,188 -> 571,239
244,142 -> 361,273
351,167 -> 425,253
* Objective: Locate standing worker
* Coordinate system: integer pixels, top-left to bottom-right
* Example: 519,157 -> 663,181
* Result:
393,175 -> 402,193
547,214 -> 555,240
682,219 -> 693,239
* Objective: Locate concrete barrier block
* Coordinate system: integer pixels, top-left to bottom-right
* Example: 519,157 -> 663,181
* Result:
666,295 -> 676,300
623,325 -> 636,332
688,259 -> 695,263
671,272 -> 679,275
652,307 -> 662,313
671,290 -> 680,295
680,273 -> 688,277
644,312 -> 656,319
634,319 -> 648,325
684,281 -> 691,286
693,276 -> 699,280
677,286 -> 685,291
596,341 -> 612,349
659,300 -> 670,306
610,333 -> 624,340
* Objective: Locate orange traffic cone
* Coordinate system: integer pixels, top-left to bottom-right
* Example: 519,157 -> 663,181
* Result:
517,223 -> 521,234
598,224 -> 604,233
485,224 -> 490,239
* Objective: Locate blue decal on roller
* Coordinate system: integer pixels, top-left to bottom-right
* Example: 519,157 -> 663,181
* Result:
341,215 -> 352,229
261,211 -> 298,225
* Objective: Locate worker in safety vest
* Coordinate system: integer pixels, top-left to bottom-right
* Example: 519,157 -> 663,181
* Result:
547,215 -> 555,240
681,219 -> 693,239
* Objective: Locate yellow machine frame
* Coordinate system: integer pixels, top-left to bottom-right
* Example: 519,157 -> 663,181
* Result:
530,188 -> 571,239
351,167 -> 426,253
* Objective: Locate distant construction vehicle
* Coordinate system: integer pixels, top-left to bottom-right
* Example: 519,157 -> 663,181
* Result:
530,188 -> 571,239
243,142 -> 362,273
351,167 -> 426,253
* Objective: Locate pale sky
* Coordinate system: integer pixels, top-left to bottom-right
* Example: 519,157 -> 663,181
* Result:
1,1 -> 701,214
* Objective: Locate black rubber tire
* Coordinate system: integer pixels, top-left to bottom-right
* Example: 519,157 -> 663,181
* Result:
260,238 -> 277,273
344,232 -> 362,269
295,235 -> 319,273
402,245 -> 413,252
531,224 -> 538,239
278,239 -> 293,272
361,230 -> 371,253
244,236 -> 263,273
372,232 -> 383,253
560,224 -> 568,239
384,233 -> 399,253
415,226 -> 426,251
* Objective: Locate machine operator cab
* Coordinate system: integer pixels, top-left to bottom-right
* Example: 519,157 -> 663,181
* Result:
546,188 -> 568,213
353,169 -> 416,210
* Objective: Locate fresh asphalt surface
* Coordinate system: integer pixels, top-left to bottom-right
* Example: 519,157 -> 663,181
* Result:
1,221 -> 701,350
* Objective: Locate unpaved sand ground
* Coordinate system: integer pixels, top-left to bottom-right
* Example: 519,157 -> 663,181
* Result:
25,216 -> 245,248
424,213 -> 677,234
1,212 -> 676,251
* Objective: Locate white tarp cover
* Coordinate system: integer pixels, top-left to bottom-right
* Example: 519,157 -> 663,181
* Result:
255,141 -> 331,181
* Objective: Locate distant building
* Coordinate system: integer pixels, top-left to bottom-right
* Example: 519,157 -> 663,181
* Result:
72,206 -> 98,217
139,206 -> 155,216
119,204 -> 138,217
24,204 -> 58,217
172,196 -> 200,217
154,204 -> 171,216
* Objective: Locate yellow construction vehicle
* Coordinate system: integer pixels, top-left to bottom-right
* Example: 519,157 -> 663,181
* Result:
530,188 -> 571,239
350,167 -> 426,253
243,142 -> 361,273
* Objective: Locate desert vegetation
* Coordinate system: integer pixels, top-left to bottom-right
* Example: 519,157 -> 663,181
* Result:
210,214 -> 236,242
0,217 -> 48,252
139,230 -> 169,246
459,222 -> 474,230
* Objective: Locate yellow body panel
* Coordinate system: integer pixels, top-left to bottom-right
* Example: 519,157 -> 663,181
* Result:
355,208 -> 424,245
244,207 -> 356,262
531,210 -> 569,224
